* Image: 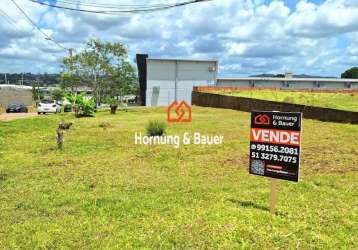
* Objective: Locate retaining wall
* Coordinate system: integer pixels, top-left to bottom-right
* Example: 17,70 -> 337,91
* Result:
0,86 -> 33,107
192,91 -> 358,124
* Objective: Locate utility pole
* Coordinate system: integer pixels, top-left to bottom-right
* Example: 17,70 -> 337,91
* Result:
4,73 -> 7,84
21,73 -> 24,85
68,48 -> 76,93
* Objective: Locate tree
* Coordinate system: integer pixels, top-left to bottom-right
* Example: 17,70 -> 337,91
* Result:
50,89 -> 64,101
60,38 -> 138,104
59,72 -> 80,92
32,83 -> 43,103
341,67 -> 358,79
59,53 -> 81,91
110,61 -> 138,97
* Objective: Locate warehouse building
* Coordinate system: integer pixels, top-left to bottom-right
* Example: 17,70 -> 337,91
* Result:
217,73 -> 358,89
136,54 -> 217,106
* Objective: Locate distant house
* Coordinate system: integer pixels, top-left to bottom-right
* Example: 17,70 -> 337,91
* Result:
0,85 -> 32,107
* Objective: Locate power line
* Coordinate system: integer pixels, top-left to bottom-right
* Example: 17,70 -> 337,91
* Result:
28,0 -> 212,15
10,0 -> 68,51
0,8 -> 17,24
31,0 -> 209,9
0,7 -> 22,32
0,8 -> 30,35
53,0 -> 171,9
28,0 -> 206,14
0,9 -> 16,27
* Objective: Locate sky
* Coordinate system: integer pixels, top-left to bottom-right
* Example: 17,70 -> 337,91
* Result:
0,0 -> 358,77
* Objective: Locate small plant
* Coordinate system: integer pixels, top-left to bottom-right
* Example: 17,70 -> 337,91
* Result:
106,97 -> 121,114
56,128 -> 64,150
146,120 -> 167,136
99,122 -> 111,129
58,122 -> 73,130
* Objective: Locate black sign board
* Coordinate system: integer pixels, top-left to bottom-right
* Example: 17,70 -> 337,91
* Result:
249,111 -> 302,182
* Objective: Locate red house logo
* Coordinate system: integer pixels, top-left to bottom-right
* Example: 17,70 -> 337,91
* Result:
167,100 -> 192,123
254,114 -> 270,125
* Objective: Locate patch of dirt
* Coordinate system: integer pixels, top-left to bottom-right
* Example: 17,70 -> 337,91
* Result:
0,113 -> 37,121
0,173 -> 7,182
220,155 -> 249,168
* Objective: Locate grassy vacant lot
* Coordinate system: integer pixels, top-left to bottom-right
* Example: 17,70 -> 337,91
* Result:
0,107 -> 357,249
214,89 -> 358,112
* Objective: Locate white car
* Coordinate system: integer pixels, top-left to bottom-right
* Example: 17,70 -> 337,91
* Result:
37,100 -> 61,114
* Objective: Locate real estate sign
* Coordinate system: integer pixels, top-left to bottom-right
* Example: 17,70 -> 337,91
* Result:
249,111 -> 302,182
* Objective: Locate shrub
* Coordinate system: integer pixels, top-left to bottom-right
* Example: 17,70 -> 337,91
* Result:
146,120 -> 167,136
65,92 -> 96,117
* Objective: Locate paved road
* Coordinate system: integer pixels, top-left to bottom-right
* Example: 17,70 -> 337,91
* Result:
0,113 -> 38,121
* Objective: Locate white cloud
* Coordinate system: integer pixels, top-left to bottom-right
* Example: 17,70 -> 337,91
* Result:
286,0 -> 358,37
0,0 -> 358,76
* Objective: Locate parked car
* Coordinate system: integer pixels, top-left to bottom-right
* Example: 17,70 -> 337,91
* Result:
121,95 -> 137,104
63,104 -> 72,112
37,100 -> 61,114
126,95 -> 138,104
62,100 -> 72,112
6,103 -> 28,113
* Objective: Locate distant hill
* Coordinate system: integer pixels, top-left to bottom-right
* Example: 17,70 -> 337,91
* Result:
0,73 -> 59,86
250,74 -> 337,79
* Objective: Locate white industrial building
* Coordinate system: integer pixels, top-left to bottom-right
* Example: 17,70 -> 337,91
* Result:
217,75 -> 358,89
137,54 -> 217,106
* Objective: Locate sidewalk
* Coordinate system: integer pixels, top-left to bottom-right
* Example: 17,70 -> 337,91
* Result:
0,113 -> 38,121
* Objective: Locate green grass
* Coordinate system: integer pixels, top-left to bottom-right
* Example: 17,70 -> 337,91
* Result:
213,90 -> 358,112
0,107 -> 357,249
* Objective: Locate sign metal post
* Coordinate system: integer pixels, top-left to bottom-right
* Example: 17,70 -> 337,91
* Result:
270,179 -> 278,214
